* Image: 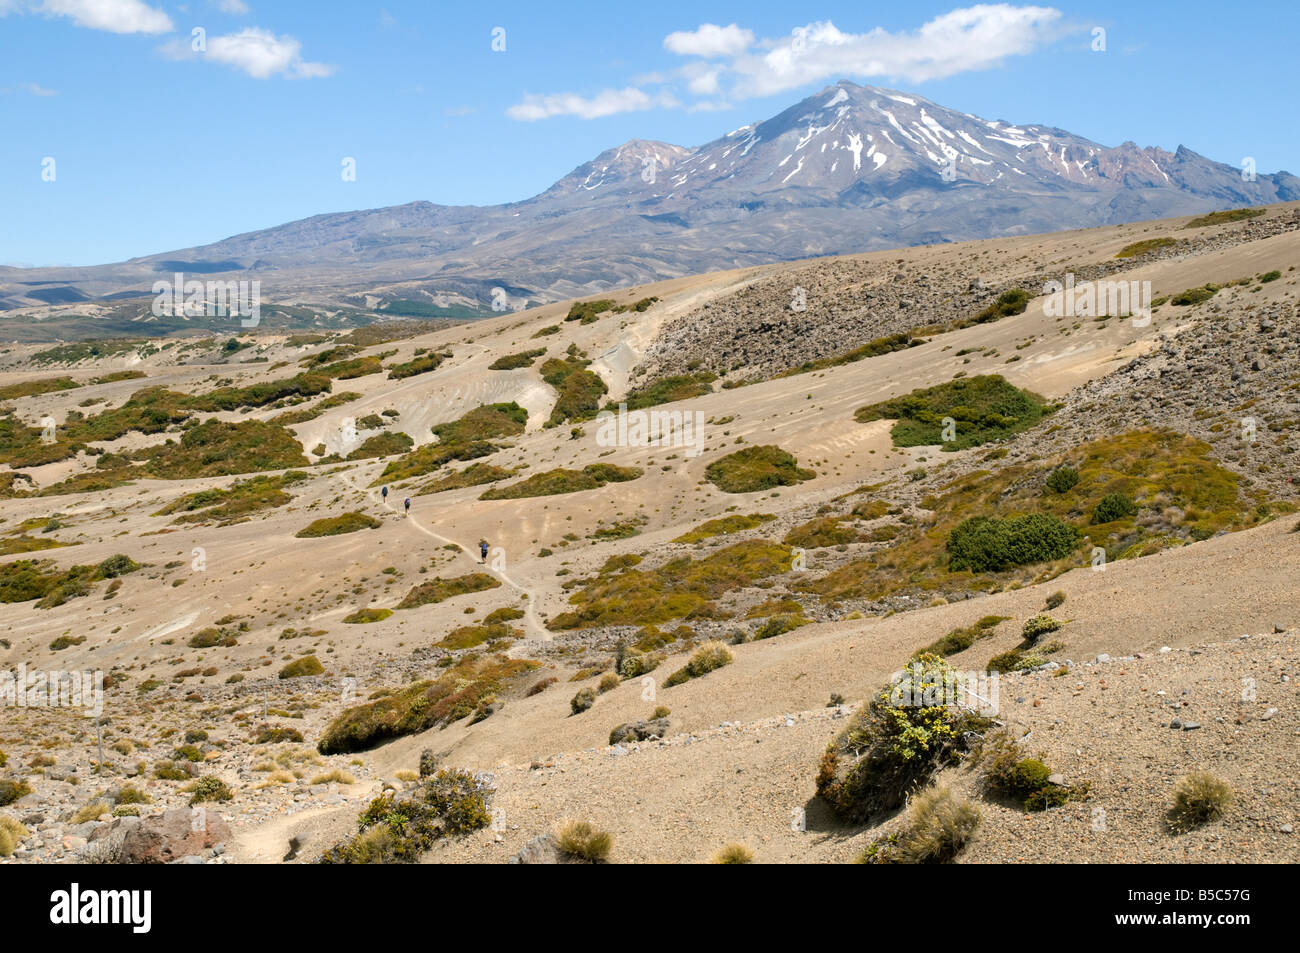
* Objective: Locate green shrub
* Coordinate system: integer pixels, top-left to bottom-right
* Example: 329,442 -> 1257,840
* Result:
855,375 -> 1048,450
189,776 -> 233,805
816,654 -> 991,821
1170,284 -> 1220,306
480,463 -> 640,500
342,607 -> 392,624
1115,237 -> 1176,259
319,769 -> 493,863
946,513 -> 1078,572
1183,207 -> 1263,229
705,445 -> 814,493
295,512 -> 381,538
1021,614 -> 1062,642
1045,465 -> 1079,493
980,730 -> 1081,810
395,572 -> 501,609
488,348 -> 547,370
1091,492 -> 1138,524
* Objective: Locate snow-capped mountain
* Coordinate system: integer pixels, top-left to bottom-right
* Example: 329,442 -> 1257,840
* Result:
3,81 -> 1296,313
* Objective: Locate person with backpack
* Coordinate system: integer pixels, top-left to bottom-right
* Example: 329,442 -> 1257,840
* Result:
381,486 -> 388,501
403,497 -> 410,515
480,540 -> 489,564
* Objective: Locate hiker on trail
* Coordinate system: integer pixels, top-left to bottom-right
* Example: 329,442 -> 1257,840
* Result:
381,486 -> 388,500
403,498 -> 411,515
480,540 -> 489,563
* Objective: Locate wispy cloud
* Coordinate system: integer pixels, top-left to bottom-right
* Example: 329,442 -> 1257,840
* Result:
507,86 -> 679,121
213,0 -> 250,14
163,27 -> 335,79
35,0 -> 173,34
508,5 -> 1068,120
23,81 -> 58,95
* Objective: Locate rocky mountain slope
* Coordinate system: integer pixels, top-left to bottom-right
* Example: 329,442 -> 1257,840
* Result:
3,82 -> 1295,323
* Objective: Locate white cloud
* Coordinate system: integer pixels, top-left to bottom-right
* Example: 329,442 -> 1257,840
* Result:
23,81 -> 57,95
507,86 -> 678,121
38,0 -> 173,34
166,27 -> 334,79
733,6 -> 1064,97
214,0 -> 250,14
663,22 -> 753,58
511,6 -> 1067,120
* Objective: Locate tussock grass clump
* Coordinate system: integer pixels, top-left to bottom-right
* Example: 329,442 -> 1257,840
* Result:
396,572 -> 501,609
295,512 -> 381,538
279,655 -> 324,679
1045,590 -> 1066,610
311,769 -> 356,785
570,687 -> 596,715
663,641 -> 733,687
705,445 -> 814,494
913,615 -> 1007,659
673,513 -> 775,543
0,779 -> 31,806
752,613 -> 808,641
711,843 -> 755,864
550,539 -> 793,630
320,769 -> 493,864
854,375 -> 1049,450
817,654 -> 992,822
858,786 -> 980,864
0,816 -> 29,856
0,376 -> 81,400
553,819 -> 613,863
480,463 -> 641,500
1168,772 -> 1232,832
317,655 -> 537,754
483,606 -> 525,624
72,801 -> 111,823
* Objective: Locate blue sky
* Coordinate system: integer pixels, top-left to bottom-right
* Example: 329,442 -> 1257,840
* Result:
2,0 -> 1297,266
